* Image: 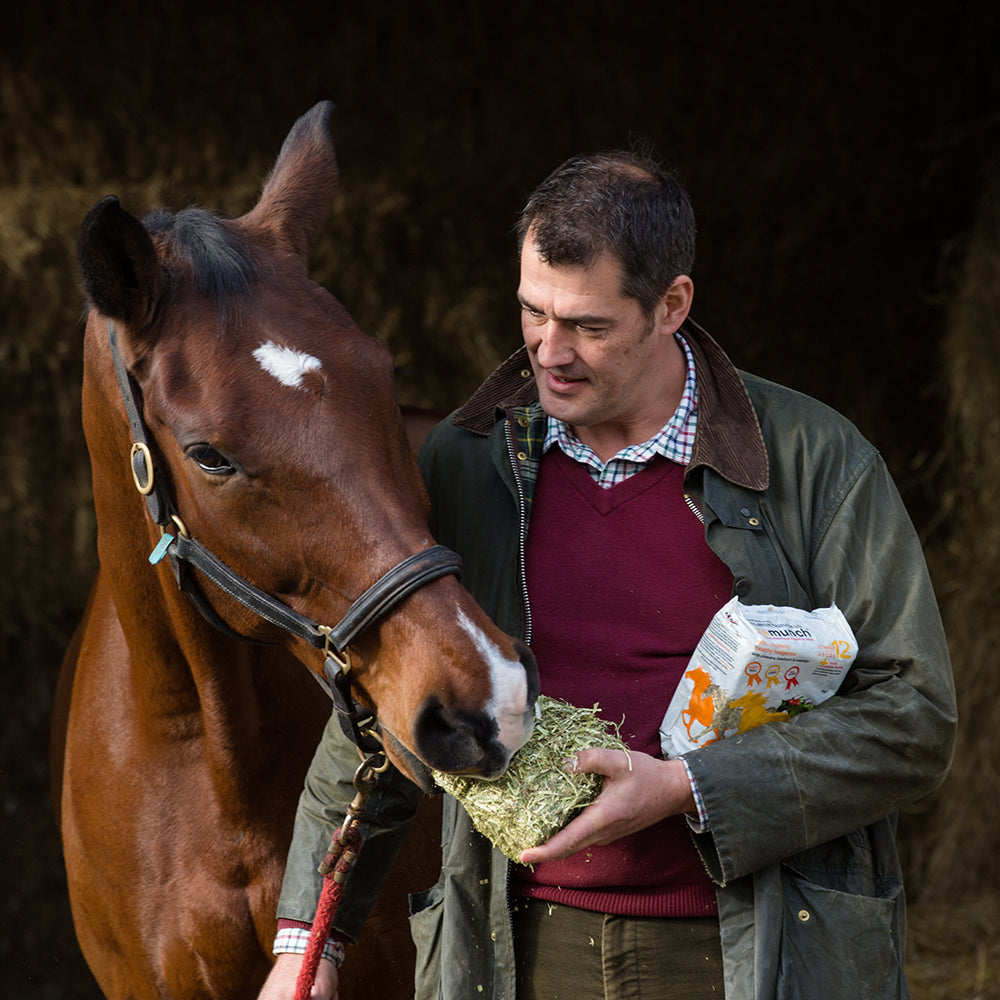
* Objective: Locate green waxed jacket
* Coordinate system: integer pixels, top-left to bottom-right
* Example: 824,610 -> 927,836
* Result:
278,320 -> 957,1000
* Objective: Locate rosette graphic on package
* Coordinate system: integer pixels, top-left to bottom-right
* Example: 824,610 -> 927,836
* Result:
659,598 -> 857,758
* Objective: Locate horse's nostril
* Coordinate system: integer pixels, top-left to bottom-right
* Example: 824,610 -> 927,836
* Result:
413,696 -> 509,776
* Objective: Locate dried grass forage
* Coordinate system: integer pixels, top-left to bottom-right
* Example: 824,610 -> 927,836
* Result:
433,696 -> 628,861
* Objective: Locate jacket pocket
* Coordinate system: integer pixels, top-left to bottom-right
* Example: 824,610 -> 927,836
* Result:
776,869 -> 905,1000
409,881 -> 445,1000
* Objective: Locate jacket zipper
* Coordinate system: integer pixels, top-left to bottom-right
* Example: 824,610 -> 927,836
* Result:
504,415 -> 533,646
503,414 -> 532,999
684,492 -> 704,523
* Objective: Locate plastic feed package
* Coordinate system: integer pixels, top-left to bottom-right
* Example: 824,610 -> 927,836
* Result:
660,598 -> 857,757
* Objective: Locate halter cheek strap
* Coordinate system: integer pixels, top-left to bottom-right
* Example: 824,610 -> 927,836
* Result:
107,322 -> 462,751
109,325 -> 171,527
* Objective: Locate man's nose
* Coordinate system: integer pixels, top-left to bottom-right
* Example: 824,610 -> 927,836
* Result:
533,322 -> 575,369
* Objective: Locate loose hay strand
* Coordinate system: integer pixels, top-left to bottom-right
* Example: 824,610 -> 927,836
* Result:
433,696 -> 629,861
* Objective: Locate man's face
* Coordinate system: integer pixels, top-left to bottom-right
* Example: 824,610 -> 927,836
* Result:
518,234 -> 688,456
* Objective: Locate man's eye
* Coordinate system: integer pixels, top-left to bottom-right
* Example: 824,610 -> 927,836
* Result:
186,444 -> 237,476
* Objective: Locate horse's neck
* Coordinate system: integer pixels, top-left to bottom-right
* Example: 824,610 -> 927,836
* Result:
96,529 -> 314,799
124,571 -> 270,728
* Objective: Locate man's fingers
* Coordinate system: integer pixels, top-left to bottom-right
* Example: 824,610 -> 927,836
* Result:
567,746 -> 633,777
519,785 -> 621,864
519,811 -> 595,865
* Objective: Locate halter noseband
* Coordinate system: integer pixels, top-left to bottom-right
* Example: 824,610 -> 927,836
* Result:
108,323 -> 462,752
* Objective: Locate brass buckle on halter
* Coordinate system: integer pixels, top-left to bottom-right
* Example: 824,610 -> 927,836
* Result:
319,627 -> 385,757
318,625 -> 351,674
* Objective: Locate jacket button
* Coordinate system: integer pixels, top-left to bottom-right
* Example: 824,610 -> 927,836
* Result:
740,506 -> 752,516
518,415 -> 530,427
734,578 -> 752,598
798,909 -> 811,922
517,451 -> 528,462
520,368 -> 532,379
748,517 -> 760,527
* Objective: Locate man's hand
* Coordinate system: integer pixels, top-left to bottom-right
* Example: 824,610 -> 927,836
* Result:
519,749 -> 696,865
257,952 -> 338,1000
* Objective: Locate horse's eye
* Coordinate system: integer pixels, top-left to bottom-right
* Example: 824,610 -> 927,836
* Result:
186,444 -> 237,477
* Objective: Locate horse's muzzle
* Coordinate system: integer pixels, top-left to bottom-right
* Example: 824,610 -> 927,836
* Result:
411,697 -> 519,778
385,642 -> 539,789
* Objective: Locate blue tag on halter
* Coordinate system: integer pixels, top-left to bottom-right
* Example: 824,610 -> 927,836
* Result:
149,533 -> 175,565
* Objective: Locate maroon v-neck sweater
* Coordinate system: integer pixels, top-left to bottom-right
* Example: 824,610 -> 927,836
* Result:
512,448 -> 733,917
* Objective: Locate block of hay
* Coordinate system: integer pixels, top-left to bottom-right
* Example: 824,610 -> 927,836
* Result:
433,695 -> 628,861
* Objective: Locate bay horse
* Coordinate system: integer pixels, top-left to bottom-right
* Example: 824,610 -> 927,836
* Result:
51,101 -> 538,1000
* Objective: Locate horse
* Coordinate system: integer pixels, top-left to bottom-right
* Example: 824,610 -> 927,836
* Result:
51,101 -> 538,1000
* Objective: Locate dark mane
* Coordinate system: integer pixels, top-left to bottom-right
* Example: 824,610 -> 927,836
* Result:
143,207 -> 260,319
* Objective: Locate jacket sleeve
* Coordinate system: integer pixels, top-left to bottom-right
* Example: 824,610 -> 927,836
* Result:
685,448 -> 957,885
276,711 -> 420,941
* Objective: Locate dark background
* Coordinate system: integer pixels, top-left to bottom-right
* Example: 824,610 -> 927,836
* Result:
2,2 -> 998,996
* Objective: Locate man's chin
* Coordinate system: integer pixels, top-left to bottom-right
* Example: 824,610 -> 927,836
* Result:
538,390 -> 586,427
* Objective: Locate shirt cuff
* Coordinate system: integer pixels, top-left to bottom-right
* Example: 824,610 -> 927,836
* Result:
273,925 -> 346,968
681,757 -> 711,833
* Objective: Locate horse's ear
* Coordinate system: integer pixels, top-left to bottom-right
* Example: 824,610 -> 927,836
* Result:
78,195 -> 162,331
243,101 -> 338,262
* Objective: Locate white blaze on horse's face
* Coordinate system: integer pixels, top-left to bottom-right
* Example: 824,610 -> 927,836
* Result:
457,608 -> 534,756
253,340 -> 322,389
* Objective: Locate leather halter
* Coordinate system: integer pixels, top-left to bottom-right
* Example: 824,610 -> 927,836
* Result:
107,323 -> 462,751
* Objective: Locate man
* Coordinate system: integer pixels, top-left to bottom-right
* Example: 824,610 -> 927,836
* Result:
260,153 -> 956,999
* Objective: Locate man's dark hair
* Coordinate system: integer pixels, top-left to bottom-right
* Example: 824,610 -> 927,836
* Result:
515,151 -> 695,316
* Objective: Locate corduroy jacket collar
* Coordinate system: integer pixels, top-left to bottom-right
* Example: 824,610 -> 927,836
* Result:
451,318 -> 769,492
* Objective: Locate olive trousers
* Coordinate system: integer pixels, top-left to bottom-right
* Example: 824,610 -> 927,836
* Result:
512,898 -> 724,1000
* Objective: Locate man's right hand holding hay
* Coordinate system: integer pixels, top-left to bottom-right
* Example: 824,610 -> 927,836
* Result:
519,749 -> 697,865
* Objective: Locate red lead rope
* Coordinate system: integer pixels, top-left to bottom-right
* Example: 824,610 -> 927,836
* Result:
293,823 -> 365,1000
293,750 -> 385,1000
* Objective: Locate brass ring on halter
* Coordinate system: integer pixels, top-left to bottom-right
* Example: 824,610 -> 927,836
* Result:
357,733 -> 390,776
368,752 -> 391,775
130,442 -> 155,496
354,748 -> 390,790
170,514 -> 191,538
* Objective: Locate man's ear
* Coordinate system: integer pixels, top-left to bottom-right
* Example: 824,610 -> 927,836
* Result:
659,275 -> 694,334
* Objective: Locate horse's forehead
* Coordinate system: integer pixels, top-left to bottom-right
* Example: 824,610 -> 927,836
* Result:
147,298 -> 394,446
241,322 -> 391,401
251,340 -> 323,391
160,279 -> 383,378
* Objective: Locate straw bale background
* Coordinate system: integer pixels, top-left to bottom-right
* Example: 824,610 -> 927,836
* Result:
2,2 -> 998,996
